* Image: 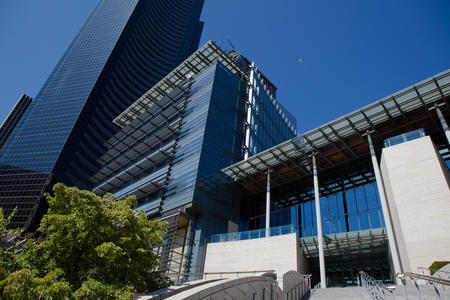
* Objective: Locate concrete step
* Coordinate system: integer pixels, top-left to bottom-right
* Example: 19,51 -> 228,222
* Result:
308,287 -> 371,300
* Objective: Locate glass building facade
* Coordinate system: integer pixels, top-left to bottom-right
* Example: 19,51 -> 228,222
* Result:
0,0 -> 204,229
239,179 -> 385,237
0,94 -> 33,151
246,67 -> 297,156
299,182 -> 385,237
92,41 -> 297,277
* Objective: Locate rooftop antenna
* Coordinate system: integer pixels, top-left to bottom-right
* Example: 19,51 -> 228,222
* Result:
226,36 -> 236,51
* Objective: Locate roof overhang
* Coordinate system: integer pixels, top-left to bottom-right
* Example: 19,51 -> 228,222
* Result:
113,40 -> 247,127
223,69 -> 450,197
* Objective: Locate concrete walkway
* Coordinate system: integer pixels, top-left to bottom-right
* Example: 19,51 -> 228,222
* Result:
308,287 -> 371,300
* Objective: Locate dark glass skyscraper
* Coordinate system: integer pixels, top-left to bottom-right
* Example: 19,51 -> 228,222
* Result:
0,0 -> 204,229
0,94 -> 33,151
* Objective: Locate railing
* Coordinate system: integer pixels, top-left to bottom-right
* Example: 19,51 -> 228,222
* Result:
418,266 -> 450,280
211,224 -> 295,243
360,271 -> 394,300
284,272 -> 312,300
396,272 -> 450,299
308,282 -> 321,298
143,271 -> 281,299
384,128 -> 425,147
361,270 -> 450,300
162,270 -> 313,299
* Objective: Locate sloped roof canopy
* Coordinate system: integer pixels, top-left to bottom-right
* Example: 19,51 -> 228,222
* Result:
223,69 -> 450,201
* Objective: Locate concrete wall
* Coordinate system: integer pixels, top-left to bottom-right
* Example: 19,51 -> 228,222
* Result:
171,276 -> 283,300
380,136 -> 450,273
204,233 -> 308,288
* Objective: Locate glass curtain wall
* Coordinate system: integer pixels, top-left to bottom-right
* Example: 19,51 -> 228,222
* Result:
299,181 -> 385,237
246,71 -> 296,156
239,181 -> 385,237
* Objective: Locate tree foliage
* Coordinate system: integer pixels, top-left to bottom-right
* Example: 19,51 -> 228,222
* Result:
429,261 -> 450,275
0,208 -> 23,285
0,183 -> 170,299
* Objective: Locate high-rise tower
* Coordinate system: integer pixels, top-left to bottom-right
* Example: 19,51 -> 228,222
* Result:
0,0 -> 204,229
0,94 -> 33,151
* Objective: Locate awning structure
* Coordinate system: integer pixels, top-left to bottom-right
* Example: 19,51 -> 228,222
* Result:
92,144 -> 173,189
104,86 -> 187,149
300,228 -> 387,259
113,40 -> 248,127
222,69 -> 450,204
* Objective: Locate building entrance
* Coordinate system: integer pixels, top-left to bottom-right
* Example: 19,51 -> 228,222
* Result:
300,228 -> 392,286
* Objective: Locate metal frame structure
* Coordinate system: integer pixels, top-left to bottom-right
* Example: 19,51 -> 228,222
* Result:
113,41 -> 249,128
223,69 -> 450,194
300,228 -> 387,259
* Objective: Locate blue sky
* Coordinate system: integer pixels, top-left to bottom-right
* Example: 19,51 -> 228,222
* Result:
1,0 -> 449,132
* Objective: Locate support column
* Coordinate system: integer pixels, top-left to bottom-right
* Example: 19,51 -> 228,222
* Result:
266,171 -> 271,237
342,189 -> 350,232
244,62 -> 255,160
366,132 -> 402,276
312,154 -> 326,288
435,104 -> 450,144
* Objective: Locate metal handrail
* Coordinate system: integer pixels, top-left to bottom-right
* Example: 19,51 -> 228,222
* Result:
361,270 -> 450,300
285,274 -> 312,300
360,271 -> 393,300
396,272 -> 450,285
302,274 -> 312,291
418,266 -> 450,280
396,271 -> 450,298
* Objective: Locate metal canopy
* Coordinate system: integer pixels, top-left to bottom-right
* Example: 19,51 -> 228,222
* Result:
105,86 -> 185,148
113,40 -> 248,127
99,108 -> 181,165
92,145 -> 172,185
300,228 -> 387,259
97,121 -> 177,169
107,165 -> 170,199
222,69 -> 450,196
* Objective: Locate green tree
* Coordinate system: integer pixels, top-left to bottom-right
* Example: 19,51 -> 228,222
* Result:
2,268 -> 72,299
1,183 -> 170,299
